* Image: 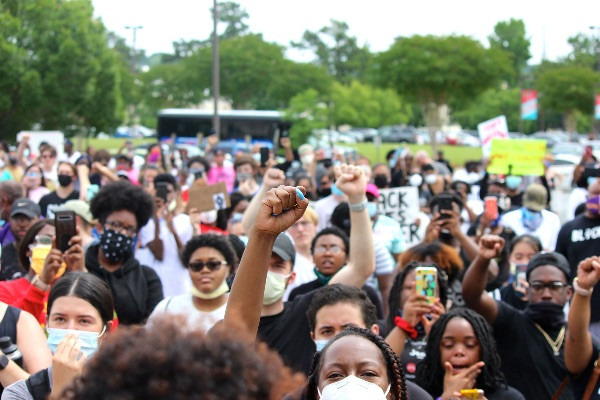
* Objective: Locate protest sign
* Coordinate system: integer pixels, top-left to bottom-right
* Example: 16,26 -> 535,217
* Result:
186,182 -> 230,213
488,139 -> 546,176
477,116 -> 508,157
377,186 -> 424,246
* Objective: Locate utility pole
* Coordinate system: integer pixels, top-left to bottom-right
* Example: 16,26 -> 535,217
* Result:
125,25 -> 142,136
125,25 -> 143,73
212,0 -> 221,139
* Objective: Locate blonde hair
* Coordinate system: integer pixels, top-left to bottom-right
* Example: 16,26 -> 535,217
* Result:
303,206 -> 318,226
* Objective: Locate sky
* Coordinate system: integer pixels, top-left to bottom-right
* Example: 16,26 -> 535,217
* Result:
92,0 -> 600,65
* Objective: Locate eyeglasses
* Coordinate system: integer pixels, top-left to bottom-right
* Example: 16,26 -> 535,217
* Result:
188,260 -> 228,272
105,220 -> 137,237
529,281 -> 568,293
314,245 -> 345,255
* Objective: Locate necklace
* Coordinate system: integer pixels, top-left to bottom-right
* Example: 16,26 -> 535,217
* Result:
534,323 -> 565,356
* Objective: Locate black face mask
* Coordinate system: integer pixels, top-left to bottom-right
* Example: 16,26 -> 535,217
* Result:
374,174 -> 390,189
57,174 -> 73,187
317,187 -> 331,198
524,301 -> 565,330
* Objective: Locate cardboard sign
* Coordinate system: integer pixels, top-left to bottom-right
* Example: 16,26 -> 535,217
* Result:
477,116 -> 508,157
186,182 -> 230,213
377,187 -> 425,246
488,139 -> 547,176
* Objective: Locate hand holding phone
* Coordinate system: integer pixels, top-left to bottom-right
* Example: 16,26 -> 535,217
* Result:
155,182 -> 169,202
460,389 -> 485,399
55,211 -> 77,253
260,147 -> 270,168
436,195 -> 454,219
415,266 -> 438,304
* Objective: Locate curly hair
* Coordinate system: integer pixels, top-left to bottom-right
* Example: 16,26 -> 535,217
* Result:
180,234 -> 238,274
187,156 -> 211,173
310,226 -> 350,257
63,317 -> 306,400
386,262 -> 449,332
305,326 -> 408,400
398,241 -> 463,282
415,307 -> 506,397
89,181 -> 154,231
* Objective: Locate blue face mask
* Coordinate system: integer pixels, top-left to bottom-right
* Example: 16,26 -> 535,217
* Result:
331,184 -> 344,197
506,175 -> 522,190
315,339 -> 329,352
367,202 -> 378,218
47,327 -> 105,358
521,207 -> 543,232
588,177 -> 597,187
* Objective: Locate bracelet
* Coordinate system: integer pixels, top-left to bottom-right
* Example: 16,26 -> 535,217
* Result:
394,316 -> 419,339
31,275 -> 50,292
348,198 -> 368,212
574,278 -> 594,297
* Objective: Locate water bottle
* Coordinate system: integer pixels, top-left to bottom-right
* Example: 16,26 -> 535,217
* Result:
0,337 -> 22,368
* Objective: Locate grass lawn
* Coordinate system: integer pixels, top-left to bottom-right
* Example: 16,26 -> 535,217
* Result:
81,137 -> 156,153
348,143 -> 482,168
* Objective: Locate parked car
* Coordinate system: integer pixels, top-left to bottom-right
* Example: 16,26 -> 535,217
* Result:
378,125 -> 417,143
415,129 -> 431,145
352,127 -> 379,142
551,142 -> 583,158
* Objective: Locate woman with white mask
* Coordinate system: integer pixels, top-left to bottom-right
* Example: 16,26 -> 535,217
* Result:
305,326 -> 409,400
148,234 -> 236,333
2,272 -> 114,400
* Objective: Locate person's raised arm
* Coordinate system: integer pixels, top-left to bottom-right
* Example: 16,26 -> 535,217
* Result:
280,137 -> 295,163
224,185 -> 308,341
240,168 -> 285,234
329,164 -> 375,287
565,256 -> 600,375
461,235 -> 504,324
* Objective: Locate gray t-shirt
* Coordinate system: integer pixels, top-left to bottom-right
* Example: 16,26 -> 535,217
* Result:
2,367 -> 52,400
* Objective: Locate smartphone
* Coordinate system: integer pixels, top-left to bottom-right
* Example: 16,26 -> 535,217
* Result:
260,147 -> 270,167
515,264 -> 528,289
155,182 -> 169,202
415,266 -> 438,304
460,389 -> 484,399
55,211 -> 76,253
437,195 -> 454,219
484,196 -> 498,220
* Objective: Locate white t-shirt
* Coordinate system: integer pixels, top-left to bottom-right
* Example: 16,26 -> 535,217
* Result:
149,294 -> 227,333
501,208 -> 561,251
135,213 -> 193,297
314,195 -> 342,231
566,187 -> 588,222
283,252 -> 317,301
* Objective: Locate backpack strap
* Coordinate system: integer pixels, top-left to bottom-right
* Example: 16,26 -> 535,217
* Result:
551,376 -> 570,400
583,355 -> 600,400
25,368 -> 51,400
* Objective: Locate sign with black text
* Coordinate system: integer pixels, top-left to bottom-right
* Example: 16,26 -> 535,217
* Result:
377,187 -> 423,246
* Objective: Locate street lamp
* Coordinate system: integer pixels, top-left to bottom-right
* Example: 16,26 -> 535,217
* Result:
125,25 -> 143,73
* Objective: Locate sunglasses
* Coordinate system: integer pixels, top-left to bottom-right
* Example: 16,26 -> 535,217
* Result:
188,260 -> 228,272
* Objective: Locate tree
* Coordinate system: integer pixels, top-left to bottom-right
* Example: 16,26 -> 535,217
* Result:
214,1 -> 249,39
374,35 -> 511,150
536,65 -> 598,132
488,18 -> 531,86
0,0 -> 123,137
291,19 -> 371,83
284,89 -> 329,146
565,33 -> 599,69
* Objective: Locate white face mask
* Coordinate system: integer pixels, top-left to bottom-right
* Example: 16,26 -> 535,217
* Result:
200,209 -> 218,225
318,375 -> 391,400
301,154 -> 314,166
263,271 -> 289,305
409,174 -> 423,187
424,174 -> 438,185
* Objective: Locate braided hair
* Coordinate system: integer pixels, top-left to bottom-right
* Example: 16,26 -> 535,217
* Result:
415,308 -> 506,397
386,262 -> 449,333
305,326 -> 408,400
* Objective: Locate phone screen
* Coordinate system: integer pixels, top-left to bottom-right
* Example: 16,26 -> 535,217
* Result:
415,266 -> 438,304
260,147 -> 270,167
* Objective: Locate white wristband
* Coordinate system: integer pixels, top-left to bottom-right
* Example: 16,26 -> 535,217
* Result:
574,278 -> 593,297
348,199 -> 368,212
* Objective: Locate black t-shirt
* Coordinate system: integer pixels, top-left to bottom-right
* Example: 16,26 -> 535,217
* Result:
484,385 -> 526,400
258,292 -> 317,375
555,214 -> 600,322
493,302 -> 573,399
288,279 -> 385,320
0,243 -> 24,281
38,190 -> 80,219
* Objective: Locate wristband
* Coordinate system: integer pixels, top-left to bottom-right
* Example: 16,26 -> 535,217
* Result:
394,316 -> 419,339
574,278 -> 594,297
348,198 -> 368,212
31,275 -> 50,292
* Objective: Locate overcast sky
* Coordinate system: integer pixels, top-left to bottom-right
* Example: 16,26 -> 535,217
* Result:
92,0 -> 600,65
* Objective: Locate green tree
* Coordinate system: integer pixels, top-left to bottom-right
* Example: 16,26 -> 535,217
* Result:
536,65 -> 598,132
488,18 -> 531,86
213,1 -> 249,40
0,0 -> 122,137
284,89 -> 328,146
374,35 -> 511,150
291,19 -> 371,83
565,33 -> 599,69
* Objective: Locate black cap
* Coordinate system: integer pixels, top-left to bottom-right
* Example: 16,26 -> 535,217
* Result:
10,198 -> 40,219
64,139 -> 73,146
526,252 -> 572,281
272,233 -> 296,265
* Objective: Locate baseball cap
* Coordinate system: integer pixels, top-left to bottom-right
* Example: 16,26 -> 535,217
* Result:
272,233 -> 296,265
366,183 -> 380,198
526,252 -> 571,281
523,183 -> 547,212
10,198 -> 40,219
59,200 -> 94,224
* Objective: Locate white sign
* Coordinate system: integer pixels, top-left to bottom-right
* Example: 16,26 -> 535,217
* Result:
477,116 -> 508,157
213,193 -> 227,210
377,187 -> 424,246
17,131 -> 64,159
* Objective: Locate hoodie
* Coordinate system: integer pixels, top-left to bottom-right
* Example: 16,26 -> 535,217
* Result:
85,243 -> 164,325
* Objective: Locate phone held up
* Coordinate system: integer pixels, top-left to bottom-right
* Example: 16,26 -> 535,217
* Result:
155,182 -> 169,203
460,389 -> 485,400
415,266 -> 438,304
260,147 -> 270,168
436,194 -> 454,219
55,211 -> 77,253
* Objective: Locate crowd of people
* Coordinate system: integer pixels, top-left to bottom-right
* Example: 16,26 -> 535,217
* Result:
0,133 -> 597,399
